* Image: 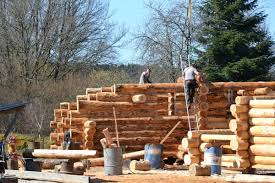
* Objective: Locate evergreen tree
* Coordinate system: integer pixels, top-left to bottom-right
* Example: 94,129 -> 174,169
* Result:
198,0 -> 274,81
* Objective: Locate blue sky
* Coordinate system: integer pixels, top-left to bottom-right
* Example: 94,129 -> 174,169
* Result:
109,0 -> 275,64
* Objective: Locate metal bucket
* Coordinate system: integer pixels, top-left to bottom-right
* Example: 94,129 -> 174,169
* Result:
104,147 -> 122,176
144,144 -> 163,169
7,160 -> 18,170
24,158 -> 42,172
204,147 -> 222,175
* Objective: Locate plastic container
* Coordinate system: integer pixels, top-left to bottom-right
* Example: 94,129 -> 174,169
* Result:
204,147 -> 222,175
144,144 -> 163,169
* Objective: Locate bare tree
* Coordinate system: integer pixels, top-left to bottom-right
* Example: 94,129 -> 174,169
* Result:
0,0 -> 126,94
135,0 -> 200,82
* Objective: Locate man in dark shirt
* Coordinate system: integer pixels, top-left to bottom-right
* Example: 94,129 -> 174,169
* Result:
139,68 -> 152,84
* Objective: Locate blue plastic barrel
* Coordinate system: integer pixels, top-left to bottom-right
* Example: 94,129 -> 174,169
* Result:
204,147 -> 222,175
104,147 -> 123,175
144,144 -> 163,169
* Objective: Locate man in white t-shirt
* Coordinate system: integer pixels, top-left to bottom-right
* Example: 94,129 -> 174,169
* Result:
183,64 -> 199,109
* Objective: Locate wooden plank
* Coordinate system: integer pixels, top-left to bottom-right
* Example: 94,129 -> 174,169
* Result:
6,170 -> 90,183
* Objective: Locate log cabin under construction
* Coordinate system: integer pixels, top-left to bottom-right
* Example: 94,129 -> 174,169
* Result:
50,81 -> 275,171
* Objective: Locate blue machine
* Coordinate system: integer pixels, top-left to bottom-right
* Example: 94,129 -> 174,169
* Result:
0,102 -> 27,163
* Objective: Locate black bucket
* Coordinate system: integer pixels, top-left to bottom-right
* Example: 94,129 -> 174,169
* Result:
24,158 -> 42,171
60,160 -> 74,174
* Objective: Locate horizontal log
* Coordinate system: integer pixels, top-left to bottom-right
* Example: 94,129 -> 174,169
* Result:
250,100 -> 275,108
78,100 -> 168,113
222,154 -> 238,162
251,164 -> 275,170
250,137 -> 275,145
113,83 -> 183,94
229,120 -> 248,132
250,145 -> 275,156
69,102 -> 77,110
184,154 -> 200,165
249,126 -> 275,137
250,156 -> 275,165
207,117 -> 227,123
32,150 -> 97,159
236,151 -> 249,158
249,108 -> 275,118
200,134 -> 235,142
204,122 -> 229,129
210,82 -> 275,91
221,159 -> 250,168
189,164 -> 211,176
249,118 -> 275,126
231,112 -> 249,121
235,96 -> 252,105
188,129 -> 233,139
230,104 -> 249,114
86,88 -> 101,95
230,138 -> 249,151
181,138 -> 200,149
60,102 -> 69,109
254,87 -> 272,95
88,94 -> 96,101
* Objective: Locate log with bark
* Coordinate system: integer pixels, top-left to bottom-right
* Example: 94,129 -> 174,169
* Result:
189,164 -> 211,176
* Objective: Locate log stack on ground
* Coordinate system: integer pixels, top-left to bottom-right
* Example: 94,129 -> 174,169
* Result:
248,97 -> 275,170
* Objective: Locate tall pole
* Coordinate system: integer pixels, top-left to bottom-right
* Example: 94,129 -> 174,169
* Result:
187,0 -> 192,67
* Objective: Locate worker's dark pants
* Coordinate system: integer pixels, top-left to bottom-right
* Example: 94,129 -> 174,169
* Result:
185,80 -> 197,105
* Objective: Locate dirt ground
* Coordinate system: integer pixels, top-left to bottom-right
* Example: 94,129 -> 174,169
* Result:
88,166 -> 228,183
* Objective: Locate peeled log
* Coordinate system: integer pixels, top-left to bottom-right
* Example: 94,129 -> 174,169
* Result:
250,118 -> 275,126
129,160 -> 150,172
231,112 -> 249,121
250,100 -> 275,108
89,150 -> 145,166
250,156 -> 275,165
198,102 -> 209,111
251,164 -> 275,170
32,150 -> 96,159
230,138 -> 249,151
187,148 -> 200,155
250,137 -> 275,145
88,94 -> 96,101
84,121 -> 96,128
199,84 -> 209,95
230,104 -> 249,114
210,82 -> 275,91
249,126 -> 275,137
222,154 -> 237,162
184,154 -> 200,165
236,151 -> 249,158
235,96 -> 252,105
207,117 -> 227,123
205,122 -> 229,129
229,120 -> 248,132
189,164 -> 211,176
200,134 -> 234,142
254,87 -> 272,95
132,94 -> 146,103
181,138 -> 200,149
113,83 -> 184,94
198,95 -> 207,102
249,108 -> 275,118
250,145 -> 275,156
